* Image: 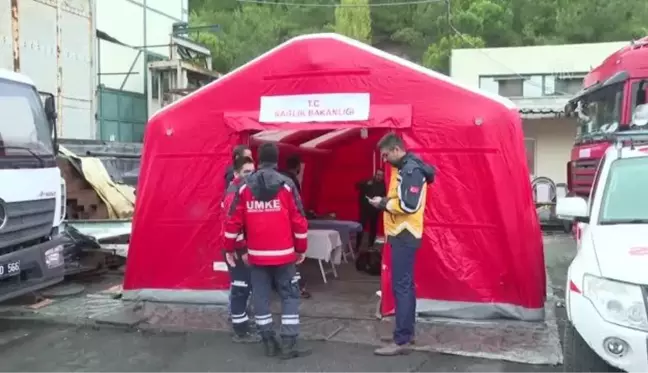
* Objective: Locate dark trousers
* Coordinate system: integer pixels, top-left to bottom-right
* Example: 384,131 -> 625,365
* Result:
297,268 -> 307,292
227,252 -> 252,336
250,263 -> 301,338
356,210 -> 379,250
272,269 -> 306,295
389,235 -> 419,345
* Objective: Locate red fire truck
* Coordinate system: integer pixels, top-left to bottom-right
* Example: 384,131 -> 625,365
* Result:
565,36 -> 648,198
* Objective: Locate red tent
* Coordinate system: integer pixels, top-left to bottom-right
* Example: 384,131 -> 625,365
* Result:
124,33 -> 546,321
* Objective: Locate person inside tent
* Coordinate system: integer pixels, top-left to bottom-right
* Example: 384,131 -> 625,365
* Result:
225,144 -> 253,185
281,154 -> 302,193
368,132 -> 435,356
280,154 -> 311,299
355,169 -> 386,251
222,155 -> 259,344
224,143 -> 311,359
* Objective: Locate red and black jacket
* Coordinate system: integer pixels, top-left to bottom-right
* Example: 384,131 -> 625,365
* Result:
223,165 -> 308,266
220,177 -> 246,251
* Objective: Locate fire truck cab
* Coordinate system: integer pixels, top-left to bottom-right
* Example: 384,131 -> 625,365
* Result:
565,36 -> 648,198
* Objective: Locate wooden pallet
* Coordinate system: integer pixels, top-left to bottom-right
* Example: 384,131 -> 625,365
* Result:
57,157 -> 110,220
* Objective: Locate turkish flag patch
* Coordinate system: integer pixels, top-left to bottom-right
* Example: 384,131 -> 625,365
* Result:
409,186 -> 421,193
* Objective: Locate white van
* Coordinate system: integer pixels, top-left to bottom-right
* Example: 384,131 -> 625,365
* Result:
557,131 -> 648,372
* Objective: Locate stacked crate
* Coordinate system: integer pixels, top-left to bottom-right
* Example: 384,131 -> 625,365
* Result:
57,157 -> 110,220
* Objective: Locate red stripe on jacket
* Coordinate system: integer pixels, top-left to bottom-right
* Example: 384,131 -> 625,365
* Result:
220,177 -> 246,251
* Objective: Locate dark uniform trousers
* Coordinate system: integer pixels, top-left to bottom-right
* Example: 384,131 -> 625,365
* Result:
227,250 -> 252,335
250,263 -> 301,338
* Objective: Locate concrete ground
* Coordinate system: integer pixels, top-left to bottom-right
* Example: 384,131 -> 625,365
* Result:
542,232 -> 579,368
0,233 -> 578,372
0,320 -> 555,372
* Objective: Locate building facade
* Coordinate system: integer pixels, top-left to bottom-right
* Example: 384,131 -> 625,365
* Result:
450,41 -> 629,184
95,0 -> 188,142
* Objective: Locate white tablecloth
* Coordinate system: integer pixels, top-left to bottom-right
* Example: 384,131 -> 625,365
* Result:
306,229 -> 342,265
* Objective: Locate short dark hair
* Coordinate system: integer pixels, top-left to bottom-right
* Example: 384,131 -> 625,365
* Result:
258,142 -> 279,164
233,156 -> 254,173
232,144 -> 250,162
286,154 -> 301,170
377,132 -> 405,151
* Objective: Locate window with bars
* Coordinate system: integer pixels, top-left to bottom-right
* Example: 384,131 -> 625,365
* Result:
555,77 -> 583,96
479,73 -> 587,98
146,53 -> 167,99
498,79 -> 524,97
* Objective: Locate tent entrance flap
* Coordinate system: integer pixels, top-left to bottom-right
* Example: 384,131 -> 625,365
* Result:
223,104 -> 412,132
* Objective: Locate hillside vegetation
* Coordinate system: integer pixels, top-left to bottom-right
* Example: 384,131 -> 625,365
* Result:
189,0 -> 648,74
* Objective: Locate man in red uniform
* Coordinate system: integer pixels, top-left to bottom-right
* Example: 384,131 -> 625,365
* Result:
280,154 -> 310,299
224,144 -> 252,185
223,143 -> 311,359
222,156 -> 258,343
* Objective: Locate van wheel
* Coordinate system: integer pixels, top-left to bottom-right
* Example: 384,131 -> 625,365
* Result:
563,322 -> 616,372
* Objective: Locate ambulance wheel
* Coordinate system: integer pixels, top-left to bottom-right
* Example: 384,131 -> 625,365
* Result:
563,322 -> 616,372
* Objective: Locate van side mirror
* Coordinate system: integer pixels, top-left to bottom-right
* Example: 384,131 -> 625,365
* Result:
556,197 -> 590,223
44,95 -> 57,122
39,92 -> 59,153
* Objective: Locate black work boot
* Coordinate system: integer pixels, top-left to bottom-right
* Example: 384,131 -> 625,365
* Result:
232,331 -> 261,344
279,336 -> 312,360
262,336 -> 280,357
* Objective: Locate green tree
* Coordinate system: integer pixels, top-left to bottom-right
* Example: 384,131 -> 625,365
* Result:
507,0 -> 564,44
462,0 -> 515,47
280,0 -> 336,38
422,34 -> 485,73
190,5 -> 288,73
554,0 -> 648,43
370,0 -> 418,45
187,0 -> 648,74
334,0 -> 372,44
189,1 -> 336,72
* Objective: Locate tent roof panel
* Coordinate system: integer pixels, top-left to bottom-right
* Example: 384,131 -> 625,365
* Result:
252,130 -> 299,142
150,33 -> 516,122
301,128 -> 355,148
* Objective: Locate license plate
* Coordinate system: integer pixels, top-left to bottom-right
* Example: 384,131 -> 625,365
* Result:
0,260 -> 20,279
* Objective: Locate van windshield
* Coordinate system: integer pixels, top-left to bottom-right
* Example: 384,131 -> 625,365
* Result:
599,157 -> 648,224
0,77 -> 54,156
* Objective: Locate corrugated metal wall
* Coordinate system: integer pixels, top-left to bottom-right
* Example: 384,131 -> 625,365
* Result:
95,0 -> 188,143
0,0 -> 96,139
97,86 -> 147,142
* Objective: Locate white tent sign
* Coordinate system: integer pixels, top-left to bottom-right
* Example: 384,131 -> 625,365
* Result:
259,93 -> 370,123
